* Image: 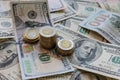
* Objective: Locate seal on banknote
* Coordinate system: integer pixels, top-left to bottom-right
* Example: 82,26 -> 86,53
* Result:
70,39 -> 102,65
28,10 -> 37,19
57,39 -> 74,56
23,28 -> 40,43
39,26 -> 57,49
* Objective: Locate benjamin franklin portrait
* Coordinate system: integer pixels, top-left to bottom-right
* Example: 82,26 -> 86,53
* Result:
70,39 -> 102,66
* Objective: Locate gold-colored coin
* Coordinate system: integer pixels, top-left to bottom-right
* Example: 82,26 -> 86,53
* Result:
40,26 -> 56,37
23,28 -> 40,43
60,40 -> 72,49
42,28 -> 54,35
57,39 -> 74,56
39,26 -> 57,49
24,29 -> 39,39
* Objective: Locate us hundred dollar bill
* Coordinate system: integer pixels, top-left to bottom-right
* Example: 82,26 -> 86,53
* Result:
48,0 -> 66,12
16,41 -> 74,80
11,0 -> 53,38
18,0 -> 66,12
50,5 -> 76,23
59,18 -> 83,31
55,24 -> 120,79
97,0 -> 120,14
69,70 -> 117,80
64,0 -> 100,20
32,69 -> 117,80
64,0 -> 99,7
11,1 -> 74,80
32,73 -> 71,80
0,39 -> 21,80
80,9 -> 120,45
59,18 -> 108,42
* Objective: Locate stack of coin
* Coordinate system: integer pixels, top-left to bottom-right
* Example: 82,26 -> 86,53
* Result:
57,39 -> 74,56
23,28 -> 40,43
39,26 -> 57,49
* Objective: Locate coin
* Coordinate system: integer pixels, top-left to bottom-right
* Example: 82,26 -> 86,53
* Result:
57,39 -> 74,56
23,28 -> 40,43
39,26 -> 57,49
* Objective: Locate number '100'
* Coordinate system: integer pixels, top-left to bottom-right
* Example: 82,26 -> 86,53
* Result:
88,14 -> 109,26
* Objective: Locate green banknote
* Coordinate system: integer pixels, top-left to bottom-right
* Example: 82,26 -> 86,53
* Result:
80,9 -> 120,45
55,24 -> 120,79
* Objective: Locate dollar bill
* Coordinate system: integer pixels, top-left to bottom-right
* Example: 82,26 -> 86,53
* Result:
0,39 -> 21,80
64,0 -> 100,20
11,1 -> 53,38
32,69 -> 117,80
0,18 -> 15,38
76,0 -> 97,2
58,18 -> 108,42
55,24 -> 120,79
80,9 -> 120,45
48,0 -> 66,12
17,41 -> 74,80
97,0 -> 120,14
12,1 -> 74,80
17,0 -> 66,12
0,1 -> 11,18
58,18 -> 83,31
32,73 -> 71,80
70,70 -> 117,80
64,0 -> 99,7
50,5 -> 76,23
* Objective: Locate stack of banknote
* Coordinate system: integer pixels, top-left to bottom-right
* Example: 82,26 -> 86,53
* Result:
0,0 -> 120,80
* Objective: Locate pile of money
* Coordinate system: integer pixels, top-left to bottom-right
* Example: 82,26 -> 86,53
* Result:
0,0 -> 120,80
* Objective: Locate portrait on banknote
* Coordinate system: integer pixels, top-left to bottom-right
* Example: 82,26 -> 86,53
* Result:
0,40 -> 18,69
71,39 -> 102,65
